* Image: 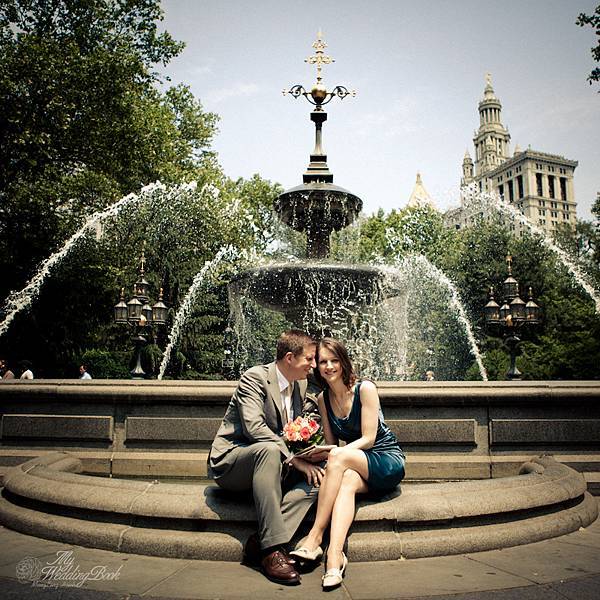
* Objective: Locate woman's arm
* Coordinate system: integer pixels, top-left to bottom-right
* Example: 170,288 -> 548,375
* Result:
341,380 -> 379,451
303,392 -> 338,463
317,392 -> 338,446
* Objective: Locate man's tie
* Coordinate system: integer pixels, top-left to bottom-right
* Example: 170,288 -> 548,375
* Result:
283,383 -> 293,423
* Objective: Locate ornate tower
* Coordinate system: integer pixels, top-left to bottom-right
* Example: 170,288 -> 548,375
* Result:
461,149 -> 474,186
473,74 -> 511,177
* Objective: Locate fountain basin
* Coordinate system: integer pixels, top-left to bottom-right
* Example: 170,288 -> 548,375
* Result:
230,262 -> 401,325
274,182 -> 362,232
0,452 -> 596,561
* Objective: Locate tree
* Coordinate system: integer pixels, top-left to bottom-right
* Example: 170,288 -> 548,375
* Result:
576,4 -> 600,90
0,0 -> 218,301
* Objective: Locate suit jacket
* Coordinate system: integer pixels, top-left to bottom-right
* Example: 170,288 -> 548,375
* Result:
208,362 -> 314,477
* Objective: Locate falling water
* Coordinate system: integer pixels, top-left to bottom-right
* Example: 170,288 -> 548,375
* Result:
462,184 -> 600,314
382,255 -> 489,381
158,245 -> 240,379
0,181 -> 191,339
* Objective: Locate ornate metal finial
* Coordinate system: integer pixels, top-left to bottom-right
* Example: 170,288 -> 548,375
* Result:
139,250 -> 146,276
486,72 -> 492,86
283,32 -> 355,109
305,30 -> 334,85
506,254 -> 513,275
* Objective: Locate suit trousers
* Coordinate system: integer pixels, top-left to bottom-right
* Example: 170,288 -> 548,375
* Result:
214,441 -> 318,549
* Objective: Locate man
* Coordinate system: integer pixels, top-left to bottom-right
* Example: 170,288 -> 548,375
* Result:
0,359 -> 15,380
79,365 -> 92,379
208,330 -> 324,585
19,361 -> 33,379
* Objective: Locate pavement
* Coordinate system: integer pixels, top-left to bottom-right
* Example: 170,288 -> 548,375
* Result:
1,504 -> 599,600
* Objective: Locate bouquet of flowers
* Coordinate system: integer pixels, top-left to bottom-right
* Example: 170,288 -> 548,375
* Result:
283,413 -> 324,457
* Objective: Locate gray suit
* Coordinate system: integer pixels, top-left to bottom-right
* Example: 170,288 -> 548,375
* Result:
209,362 -> 318,549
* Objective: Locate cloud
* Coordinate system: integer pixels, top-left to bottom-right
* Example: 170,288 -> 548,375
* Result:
355,98 -> 420,138
206,82 -> 260,104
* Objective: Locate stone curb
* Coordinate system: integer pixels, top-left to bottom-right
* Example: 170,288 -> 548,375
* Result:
0,452 -> 597,561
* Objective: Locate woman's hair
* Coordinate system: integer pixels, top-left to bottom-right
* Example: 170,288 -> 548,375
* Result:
314,337 -> 357,390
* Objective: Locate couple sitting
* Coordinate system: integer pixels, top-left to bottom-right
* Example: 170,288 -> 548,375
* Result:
208,330 -> 405,588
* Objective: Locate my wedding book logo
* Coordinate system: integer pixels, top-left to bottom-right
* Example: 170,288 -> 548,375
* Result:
16,550 -> 122,588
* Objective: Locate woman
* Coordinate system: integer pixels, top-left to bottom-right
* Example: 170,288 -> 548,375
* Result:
290,337 -> 405,589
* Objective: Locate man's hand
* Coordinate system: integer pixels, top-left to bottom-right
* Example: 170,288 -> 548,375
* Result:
303,445 -> 336,463
290,456 -> 325,487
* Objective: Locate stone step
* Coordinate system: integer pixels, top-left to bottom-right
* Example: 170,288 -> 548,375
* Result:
0,452 -> 597,561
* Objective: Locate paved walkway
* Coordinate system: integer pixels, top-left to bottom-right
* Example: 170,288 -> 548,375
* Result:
1,506 -> 599,600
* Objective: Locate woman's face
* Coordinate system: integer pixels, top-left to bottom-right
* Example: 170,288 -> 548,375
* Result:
318,345 -> 342,386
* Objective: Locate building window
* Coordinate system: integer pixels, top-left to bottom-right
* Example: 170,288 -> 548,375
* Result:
548,175 -> 555,199
560,177 -> 567,201
536,173 -> 543,196
508,180 -> 514,203
498,184 -> 504,199
551,211 -> 558,218
516,175 -> 523,199
540,200 -> 546,207
551,201 -> 557,209
563,213 -> 569,220
549,166 -> 555,172
539,209 -> 546,216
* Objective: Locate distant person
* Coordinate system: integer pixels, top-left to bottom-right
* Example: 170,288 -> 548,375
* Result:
79,365 -> 92,380
19,361 -> 34,380
424,370 -> 435,381
1,359 -> 15,380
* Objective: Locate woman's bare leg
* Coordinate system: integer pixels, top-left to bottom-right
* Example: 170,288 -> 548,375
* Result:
302,447 -> 369,550
326,469 -> 368,570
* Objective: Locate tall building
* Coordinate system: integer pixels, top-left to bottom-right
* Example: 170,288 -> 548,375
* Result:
407,172 -> 436,209
444,75 -> 578,234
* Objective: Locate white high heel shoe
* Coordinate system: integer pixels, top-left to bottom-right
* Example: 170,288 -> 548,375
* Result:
289,545 -> 323,561
322,552 -> 348,589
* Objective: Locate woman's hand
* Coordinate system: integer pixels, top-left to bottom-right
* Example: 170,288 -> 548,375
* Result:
291,456 -> 326,486
303,445 -> 337,463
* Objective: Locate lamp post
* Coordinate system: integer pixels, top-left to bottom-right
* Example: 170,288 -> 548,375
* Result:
484,255 -> 541,380
114,252 -> 168,379
221,325 -> 235,380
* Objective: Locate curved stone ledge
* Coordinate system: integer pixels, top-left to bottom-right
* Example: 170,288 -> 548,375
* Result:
0,452 -> 597,561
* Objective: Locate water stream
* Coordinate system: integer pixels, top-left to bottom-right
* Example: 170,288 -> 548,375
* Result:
0,181 -> 193,339
157,245 -> 240,379
461,184 -> 600,314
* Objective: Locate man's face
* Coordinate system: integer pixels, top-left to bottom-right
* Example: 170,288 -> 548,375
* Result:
286,344 -> 317,381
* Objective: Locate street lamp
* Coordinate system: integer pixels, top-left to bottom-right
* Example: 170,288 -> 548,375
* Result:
114,251 -> 167,379
221,325 -> 235,380
484,255 -> 541,380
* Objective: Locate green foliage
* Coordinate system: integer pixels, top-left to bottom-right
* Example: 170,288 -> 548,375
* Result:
0,0 -> 218,300
80,349 -> 129,379
576,5 -> 600,89
358,205 -> 459,264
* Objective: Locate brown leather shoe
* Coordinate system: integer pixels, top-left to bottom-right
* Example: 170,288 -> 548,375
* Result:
261,550 -> 301,585
243,534 -> 296,567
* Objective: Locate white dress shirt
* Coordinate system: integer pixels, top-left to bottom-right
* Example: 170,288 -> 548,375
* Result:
275,366 -> 293,422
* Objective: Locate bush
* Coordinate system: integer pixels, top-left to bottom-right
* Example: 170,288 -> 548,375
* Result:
81,349 -> 129,379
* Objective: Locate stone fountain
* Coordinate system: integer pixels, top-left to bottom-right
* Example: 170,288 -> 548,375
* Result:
230,33 -> 401,368
0,35 -> 597,565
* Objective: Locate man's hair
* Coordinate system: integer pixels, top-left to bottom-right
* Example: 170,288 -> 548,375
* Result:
276,330 -> 316,360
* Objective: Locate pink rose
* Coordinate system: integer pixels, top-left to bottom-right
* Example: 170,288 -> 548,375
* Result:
300,427 -> 311,441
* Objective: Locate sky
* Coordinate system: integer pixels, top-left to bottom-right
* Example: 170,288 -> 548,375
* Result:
158,0 -> 599,220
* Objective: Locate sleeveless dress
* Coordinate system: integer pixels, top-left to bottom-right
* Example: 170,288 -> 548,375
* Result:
324,382 -> 406,492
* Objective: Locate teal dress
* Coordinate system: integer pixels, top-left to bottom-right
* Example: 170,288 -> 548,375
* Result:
324,382 -> 406,492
